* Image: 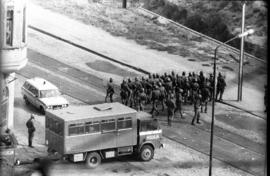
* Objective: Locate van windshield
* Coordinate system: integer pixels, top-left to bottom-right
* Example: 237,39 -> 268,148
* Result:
40,89 -> 61,98
140,120 -> 160,132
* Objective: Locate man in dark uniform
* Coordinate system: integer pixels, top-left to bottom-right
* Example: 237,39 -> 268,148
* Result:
105,78 -> 115,102
120,79 -> 131,105
150,85 -> 161,116
191,92 -> 202,125
216,73 -> 226,101
137,88 -> 147,111
201,85 -> 210,113
158,82 -> 167,111
127,78 -> 135,107
174,87 -> 184,118
198,71 -> 205,90
208,73 -> 214,101
166,94 -> 175,126
26,114 -> 35,147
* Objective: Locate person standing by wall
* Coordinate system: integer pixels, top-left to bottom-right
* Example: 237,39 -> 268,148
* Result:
26,114 -> 35,148
216,73 -> 226,101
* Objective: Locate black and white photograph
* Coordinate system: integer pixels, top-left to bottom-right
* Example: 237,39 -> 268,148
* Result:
0,0 -> 267,176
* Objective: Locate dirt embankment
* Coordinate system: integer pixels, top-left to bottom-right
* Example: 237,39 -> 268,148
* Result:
142,0 -> 267,60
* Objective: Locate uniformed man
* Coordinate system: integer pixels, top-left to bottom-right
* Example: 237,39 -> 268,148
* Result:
216,73 -> 226,101
158,82 -> 167,111
137,88 -> 147,111
150,85 -> 161,116
120,79 -> 131,105
191,92 -> 202,125
174,87 -> 184,118
26,114 -> 36,147
105,78 -> 115,103
166,94 -> 175,126
201,85 -> 210,113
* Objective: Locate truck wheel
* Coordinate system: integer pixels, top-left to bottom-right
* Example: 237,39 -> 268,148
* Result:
139,145 -> 154,161
85,152 -> 101,168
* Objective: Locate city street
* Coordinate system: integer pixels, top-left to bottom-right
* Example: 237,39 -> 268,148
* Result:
12,48 -> 265,176
0,1 -> 266,176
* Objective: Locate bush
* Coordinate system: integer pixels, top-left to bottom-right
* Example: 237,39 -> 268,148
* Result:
144,0 -> 165,10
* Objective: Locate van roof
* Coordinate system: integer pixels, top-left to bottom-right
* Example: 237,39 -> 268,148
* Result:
27,77 -> 58,90
46,102 -> 137,121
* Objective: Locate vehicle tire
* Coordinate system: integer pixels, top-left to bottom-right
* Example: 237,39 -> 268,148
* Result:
85,152 -> 101,168
40,106 -> 45,115
139,145 -> 154,161
24,96 -> 29,105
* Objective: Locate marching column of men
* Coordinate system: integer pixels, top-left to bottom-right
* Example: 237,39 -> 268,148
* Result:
106,70 -> 226,126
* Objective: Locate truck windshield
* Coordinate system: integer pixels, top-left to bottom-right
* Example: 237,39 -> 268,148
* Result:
40,89 -> 61,98
140,120 -> 160,132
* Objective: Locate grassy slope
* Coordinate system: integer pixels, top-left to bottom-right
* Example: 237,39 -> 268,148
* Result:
144,0 -> 267,59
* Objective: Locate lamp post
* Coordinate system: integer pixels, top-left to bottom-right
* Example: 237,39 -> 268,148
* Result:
208,29 -> 254,176
238,1 -> 246,101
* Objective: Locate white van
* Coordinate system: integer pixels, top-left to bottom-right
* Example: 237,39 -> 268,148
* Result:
21,77 -> 69,114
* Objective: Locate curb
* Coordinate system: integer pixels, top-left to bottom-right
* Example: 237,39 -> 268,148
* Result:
28,25 -> 150,75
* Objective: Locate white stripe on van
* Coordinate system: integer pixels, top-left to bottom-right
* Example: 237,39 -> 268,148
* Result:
139,129 -> 162,136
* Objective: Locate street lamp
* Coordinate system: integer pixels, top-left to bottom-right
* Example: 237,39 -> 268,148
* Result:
208,28 -> 254,176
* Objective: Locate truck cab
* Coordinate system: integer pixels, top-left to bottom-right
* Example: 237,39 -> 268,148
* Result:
136,111 -> 163,161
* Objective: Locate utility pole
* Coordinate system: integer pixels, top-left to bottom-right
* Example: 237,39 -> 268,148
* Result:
122,0 -> 127,8
238,1 -> 246,101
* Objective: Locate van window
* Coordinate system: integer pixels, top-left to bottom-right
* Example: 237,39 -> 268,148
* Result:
69,123 -> 84,136
85,121 -> 100,134
28,86 -> 38,97
101,119 -> 115,132
23,82 -> 30,90
117,117 -> 132,130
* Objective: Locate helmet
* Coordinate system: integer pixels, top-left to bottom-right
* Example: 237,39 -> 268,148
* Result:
182,71 -> 186,76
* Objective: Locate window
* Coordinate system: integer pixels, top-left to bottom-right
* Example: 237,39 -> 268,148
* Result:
101,119 -> 115,132
117,117 -> 132,130
40,89 -> 61,98
23,82 -> 30,90
28,86 -> 38,97
6,7 -> 14,46
46,117 -> 63,136
85,121 -> 100,134
140,120 -> 159,132
69,123 -> 85,136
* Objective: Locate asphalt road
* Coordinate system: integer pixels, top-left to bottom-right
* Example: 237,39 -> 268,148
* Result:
14,49 -> 266,176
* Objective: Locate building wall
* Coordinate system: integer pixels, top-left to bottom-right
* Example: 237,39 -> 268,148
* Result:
0,0 -> 28,131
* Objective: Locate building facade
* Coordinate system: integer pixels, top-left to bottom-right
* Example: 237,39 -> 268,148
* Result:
0,0 -> 28,132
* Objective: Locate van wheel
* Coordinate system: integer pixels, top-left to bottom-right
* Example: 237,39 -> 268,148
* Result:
139,145 -> 154,161
85,152 -> 101,168
24,96 -> 29,105
40,106 -> 45,115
